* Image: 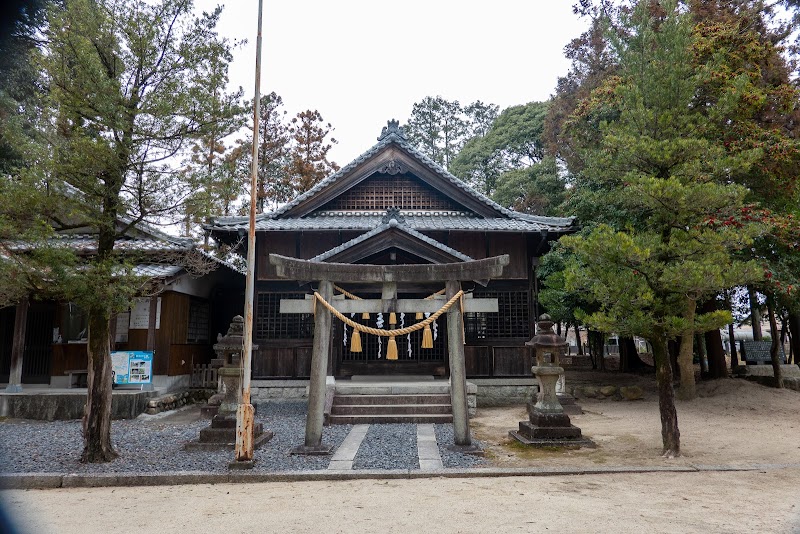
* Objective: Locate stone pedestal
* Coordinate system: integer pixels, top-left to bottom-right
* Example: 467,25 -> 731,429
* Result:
510,366 -> 593,448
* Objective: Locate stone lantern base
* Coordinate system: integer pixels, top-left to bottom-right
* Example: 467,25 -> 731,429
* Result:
509,366 -> 594,448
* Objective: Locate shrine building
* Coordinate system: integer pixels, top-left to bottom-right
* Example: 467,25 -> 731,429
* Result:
205,120 -> 576,399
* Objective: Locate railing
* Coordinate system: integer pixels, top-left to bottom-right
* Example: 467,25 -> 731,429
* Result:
191,364 -> 218,389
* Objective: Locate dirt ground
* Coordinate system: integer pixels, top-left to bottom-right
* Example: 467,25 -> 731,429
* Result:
475,372 -> 800,468
2,374 -> 800,534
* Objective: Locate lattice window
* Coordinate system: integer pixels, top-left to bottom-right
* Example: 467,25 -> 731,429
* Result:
465,291 -> 530,340
187,299 -> 209,343
323,177 -> 460,211
255,292 -> 313,340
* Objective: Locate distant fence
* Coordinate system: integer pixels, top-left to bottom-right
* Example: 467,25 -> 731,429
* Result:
191,364 -> 218,389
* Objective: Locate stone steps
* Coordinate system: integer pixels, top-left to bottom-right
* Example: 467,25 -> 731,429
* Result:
329,382 -> 453,425
333,393 -> 451,406
328,413 -> 453,425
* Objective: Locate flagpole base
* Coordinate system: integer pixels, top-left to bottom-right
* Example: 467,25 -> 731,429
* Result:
228,459 -> 256,470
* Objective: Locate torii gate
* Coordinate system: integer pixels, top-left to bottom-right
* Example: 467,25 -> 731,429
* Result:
270,253 -> 510,454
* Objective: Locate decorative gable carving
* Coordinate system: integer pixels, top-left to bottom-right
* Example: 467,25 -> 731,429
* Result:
379,159 -> 405,175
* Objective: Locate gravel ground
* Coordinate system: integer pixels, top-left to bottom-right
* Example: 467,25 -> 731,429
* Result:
0,401 -> 351,473
435,424 -> 487,468
0,402 -> 486,473
352,423 -> 418,470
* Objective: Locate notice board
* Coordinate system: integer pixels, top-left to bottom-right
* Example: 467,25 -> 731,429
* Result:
111,351 -> 154,385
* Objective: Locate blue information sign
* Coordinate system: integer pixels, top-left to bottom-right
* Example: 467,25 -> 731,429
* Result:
111,351 -> 154,385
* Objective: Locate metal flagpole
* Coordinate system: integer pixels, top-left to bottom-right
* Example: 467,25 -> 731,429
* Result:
234,0 -> 263,466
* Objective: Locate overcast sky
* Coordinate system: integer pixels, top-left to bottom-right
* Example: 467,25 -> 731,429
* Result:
192,1 -> 590,165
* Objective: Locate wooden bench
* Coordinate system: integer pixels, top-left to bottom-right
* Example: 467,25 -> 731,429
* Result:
65,369 -> 89,388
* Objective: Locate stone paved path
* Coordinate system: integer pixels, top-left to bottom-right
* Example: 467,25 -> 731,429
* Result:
327,423 -> 444,470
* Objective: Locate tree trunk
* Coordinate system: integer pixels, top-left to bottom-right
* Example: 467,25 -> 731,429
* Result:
587,330 -> 599,369
650,333 -> 680,457
727,292 -> 739,369
779,314 -> 789,364
677,298 -> 696,400
619,336 -> 649,372
765,294 -> 784,389
788,313 -> 800,365
748,286 -> 762,340
668,339 -> 680,378
704,329 -> 727,379
597,332 -> 607,372
82,307 -> 118,463
702,300 -> 728,380
696,334 -> 709,376
576,325 -> 584,355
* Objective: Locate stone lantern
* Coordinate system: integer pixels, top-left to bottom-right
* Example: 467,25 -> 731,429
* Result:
528,314 -> 567,415
186,315 -> 272,451
210,315 -> 252,417
509,314 -> 593,447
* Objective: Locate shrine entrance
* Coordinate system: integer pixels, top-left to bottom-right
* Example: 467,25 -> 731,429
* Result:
270,253 -> 509,453
334,291 -> 449,378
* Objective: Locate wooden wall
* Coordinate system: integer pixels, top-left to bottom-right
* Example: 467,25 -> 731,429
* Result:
124,291 -> 212,376
464,344 -> 533,377
257,232 -> 297,280
252,342 -> 312,379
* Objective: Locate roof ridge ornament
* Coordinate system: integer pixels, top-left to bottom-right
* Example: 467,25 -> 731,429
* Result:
378,119 -> 406,141
382,207 -> 406,225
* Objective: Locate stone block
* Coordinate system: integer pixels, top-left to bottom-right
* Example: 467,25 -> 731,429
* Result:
528,411 -> 572,428
738,364 -> 800,378
600,385 -> 617,397
517,420 -> 582,439
620,385 -> 644,400
582,386 -> 599,398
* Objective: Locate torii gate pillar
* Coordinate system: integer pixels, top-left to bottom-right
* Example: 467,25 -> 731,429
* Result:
292,279 -> 333,455
446,279 -> 472,448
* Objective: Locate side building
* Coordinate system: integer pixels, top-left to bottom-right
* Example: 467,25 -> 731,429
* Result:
0,218 -> 244,395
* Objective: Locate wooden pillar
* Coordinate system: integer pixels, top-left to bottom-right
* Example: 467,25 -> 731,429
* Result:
446,280 -> 470,447
296,279 -> 333,454
146,296 -> 158,352
6,296 -> 29,393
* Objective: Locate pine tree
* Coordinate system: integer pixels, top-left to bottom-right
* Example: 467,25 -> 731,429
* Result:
287,110 -> 339,194
255,92 -> 291,211
559,0 -> 763,455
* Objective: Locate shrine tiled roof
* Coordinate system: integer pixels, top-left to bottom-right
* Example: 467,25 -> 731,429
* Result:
311,218 -> 474,262
206,123 -> 576,234
207,210 -> 572,233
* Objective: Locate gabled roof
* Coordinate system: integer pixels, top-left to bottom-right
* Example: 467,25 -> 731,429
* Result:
311,216 -> 473,264
206,121 -> 576,234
